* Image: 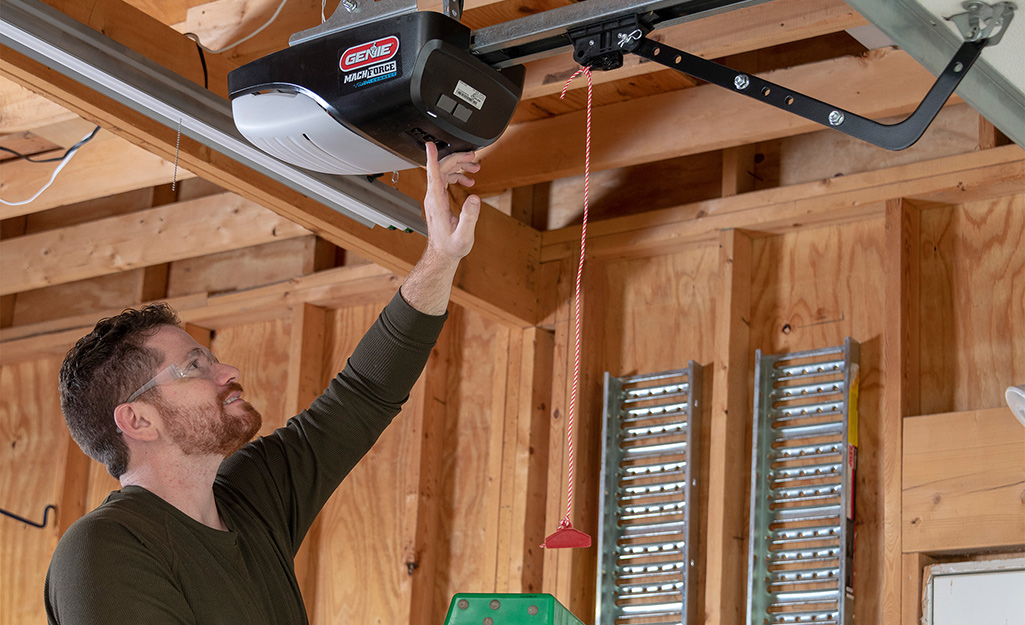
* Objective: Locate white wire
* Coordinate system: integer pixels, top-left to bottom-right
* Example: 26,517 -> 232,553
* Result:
187,0 -> 291,55
0,129 -> 96,207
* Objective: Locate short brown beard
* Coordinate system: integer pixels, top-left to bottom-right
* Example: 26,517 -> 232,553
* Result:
151,382 -> 263,457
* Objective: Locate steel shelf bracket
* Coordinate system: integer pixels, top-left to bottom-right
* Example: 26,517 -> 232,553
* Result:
569,2 -> 1013,151
596,363 -> 702,625
747,339 -> 860,625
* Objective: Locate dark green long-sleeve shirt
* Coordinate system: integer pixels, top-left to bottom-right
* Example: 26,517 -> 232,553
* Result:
45,292 -> 447,624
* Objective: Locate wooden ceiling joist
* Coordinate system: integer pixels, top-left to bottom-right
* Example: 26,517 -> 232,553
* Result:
0,192 -> 311,295
2,0 -> 540,327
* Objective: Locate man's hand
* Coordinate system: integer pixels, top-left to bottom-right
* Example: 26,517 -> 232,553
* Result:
399,143 -> 482,316
423,141 -> 480,262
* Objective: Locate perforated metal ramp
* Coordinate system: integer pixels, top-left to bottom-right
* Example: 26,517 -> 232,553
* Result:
747,339 -> 860,625
596,363 -> 702,625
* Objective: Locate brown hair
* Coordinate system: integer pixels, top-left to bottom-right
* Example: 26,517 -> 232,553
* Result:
58,303 -> 181,477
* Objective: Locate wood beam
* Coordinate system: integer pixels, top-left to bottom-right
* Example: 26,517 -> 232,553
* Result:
36,0 -> 235,97
486,326 -> 553,593
0,76 -> 77,133
517,0 -> 867,100
284,303 -> 330,619
1,0 -> 540,327
901,552 -> 936,625
0,263 -> 402,363
539,145 -> 1025,262
704,228 -> 753,625
405,310 -> 451,625
475,48 -> 956,194
1,192 -> 309,295
881,197 -> 920,625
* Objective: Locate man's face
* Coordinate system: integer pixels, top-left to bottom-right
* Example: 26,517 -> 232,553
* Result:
141,325 -> 262,457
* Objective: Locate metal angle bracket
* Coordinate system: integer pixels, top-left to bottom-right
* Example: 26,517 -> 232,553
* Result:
949,1 -> 1016,44
569,1 -> 1013,150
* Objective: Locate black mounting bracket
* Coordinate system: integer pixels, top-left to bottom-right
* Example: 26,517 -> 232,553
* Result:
568,15 -> 651,71
556,1 -> 1011,151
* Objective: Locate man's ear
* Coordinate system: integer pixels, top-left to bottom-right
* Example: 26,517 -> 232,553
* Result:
114,403 -> 158,442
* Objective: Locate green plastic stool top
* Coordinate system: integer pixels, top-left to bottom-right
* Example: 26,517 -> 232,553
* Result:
442,593 -> 585,625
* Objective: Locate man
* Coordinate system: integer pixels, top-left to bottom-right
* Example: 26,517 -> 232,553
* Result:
44,143 -> 481,624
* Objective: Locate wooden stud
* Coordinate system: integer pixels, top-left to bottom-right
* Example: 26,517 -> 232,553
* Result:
479,325 -> 512,590
406,309 -> 452,625
901,552 -> 936,625
882,198 -> 920,624
488,326 -> 555,593
704,228 -> 753,625
722,145 -> 758,197
283,304 -> 329,619
517,328 -> 555,593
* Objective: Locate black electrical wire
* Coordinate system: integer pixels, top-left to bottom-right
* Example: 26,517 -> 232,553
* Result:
185,33 -> 210,89
0,125 -> 101,163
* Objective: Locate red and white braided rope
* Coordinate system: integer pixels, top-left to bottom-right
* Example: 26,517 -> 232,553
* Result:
557,65 -> 593,530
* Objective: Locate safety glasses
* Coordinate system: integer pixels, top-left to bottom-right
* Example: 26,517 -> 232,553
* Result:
124,347 -> 220,403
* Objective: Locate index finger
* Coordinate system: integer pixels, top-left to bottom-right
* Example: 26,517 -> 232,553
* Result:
425,141 -> 441,179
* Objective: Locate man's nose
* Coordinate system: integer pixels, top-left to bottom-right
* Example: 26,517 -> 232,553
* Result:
215,362 -> 240,385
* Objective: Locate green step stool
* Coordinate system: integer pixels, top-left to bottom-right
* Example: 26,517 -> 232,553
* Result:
443,593 -> 584,625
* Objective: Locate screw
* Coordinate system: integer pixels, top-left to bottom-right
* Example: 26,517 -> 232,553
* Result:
458,599 -> 469,610
528,605 -> 539,616
490,599 -> 501,609
734,74 -> 750,90
484,619 -> 494,625
828,110 -> 845,126
343,0 -> 358,11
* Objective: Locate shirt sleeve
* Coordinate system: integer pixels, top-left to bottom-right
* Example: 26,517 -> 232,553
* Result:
214,289 -> 447,554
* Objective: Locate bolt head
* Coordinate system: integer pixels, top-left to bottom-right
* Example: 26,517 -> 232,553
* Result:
458,599 -> 469,610
828,110 -> 845,126
734,74 -> 750,90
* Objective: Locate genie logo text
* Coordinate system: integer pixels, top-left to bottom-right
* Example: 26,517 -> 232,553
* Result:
340,36 -> 400,72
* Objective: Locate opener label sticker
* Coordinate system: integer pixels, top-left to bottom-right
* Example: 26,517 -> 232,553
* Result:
339,35 -> 401,90
453,80 -> 486,110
